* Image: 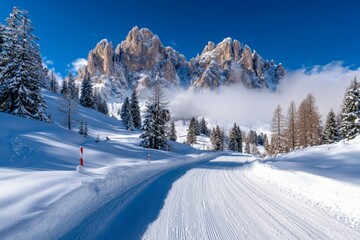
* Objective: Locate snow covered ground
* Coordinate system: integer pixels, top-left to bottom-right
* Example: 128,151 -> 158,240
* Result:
0,91 -> 207,239
1,90 -> 360,239
143,153 -> 360,240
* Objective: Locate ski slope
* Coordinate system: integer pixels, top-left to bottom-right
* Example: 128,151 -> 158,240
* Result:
142,154 -> 360,240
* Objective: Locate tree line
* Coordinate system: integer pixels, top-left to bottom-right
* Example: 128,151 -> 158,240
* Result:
267,78 -> 360,156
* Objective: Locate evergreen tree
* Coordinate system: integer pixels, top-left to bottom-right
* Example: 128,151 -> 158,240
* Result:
199,117 -> 209,135
83,121 -> 88,138
340,78 -> 360,140
79,74 -> 94,108
264,134 -> 271,155
78,120 -> 84,136
49,71 -> 59,93
120,97 -> 130,126
247,130 -> 258,146
210,125 -> 224,151
0,7 -> 48,122
323,109 -> 340,144
98,99 -> 108,115
236,125 -> 243,153
125,103 -> 134,131
130,89 -> 141,129
60,79 -> 68,96
187,117 -> 197,145
244,142 -> 250,154
140,80 -> 170,150
228,123 -> 242,152
0,23 -> 4,55
169,120 -> 177,141
194,118 -> 201,135
250,144 -> 259,155
66,72 -> 77,100
94,92 -> 108,115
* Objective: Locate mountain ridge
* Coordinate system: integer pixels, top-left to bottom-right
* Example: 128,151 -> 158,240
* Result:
76,26 -> 285,102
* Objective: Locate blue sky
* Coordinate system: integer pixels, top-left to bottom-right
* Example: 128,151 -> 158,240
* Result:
1,0 -> 359,76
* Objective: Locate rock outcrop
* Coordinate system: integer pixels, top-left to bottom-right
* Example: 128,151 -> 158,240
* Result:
77,26 -> 286,105
188,38 -> 285,90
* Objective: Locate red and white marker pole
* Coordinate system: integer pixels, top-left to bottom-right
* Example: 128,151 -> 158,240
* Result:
80,146 -> 84,166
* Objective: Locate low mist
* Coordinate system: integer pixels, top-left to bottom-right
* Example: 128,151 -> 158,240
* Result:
168,62 -> 359,129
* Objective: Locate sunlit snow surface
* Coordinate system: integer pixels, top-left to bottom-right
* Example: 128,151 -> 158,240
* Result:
0,90 -> 359,239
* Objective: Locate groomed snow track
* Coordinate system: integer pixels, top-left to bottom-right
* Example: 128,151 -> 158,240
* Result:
62,154 -> 360,240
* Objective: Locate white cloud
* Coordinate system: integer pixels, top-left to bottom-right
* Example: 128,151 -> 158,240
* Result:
69,58 -> 87,74
168,62 -> 359,129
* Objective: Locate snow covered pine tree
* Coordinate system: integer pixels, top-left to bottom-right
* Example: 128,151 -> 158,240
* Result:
140,80 -> 170,150
340,78 -> 360,140
0,7 -> 49,122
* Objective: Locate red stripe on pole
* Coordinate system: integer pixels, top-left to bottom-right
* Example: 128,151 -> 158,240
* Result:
80,146 -> 84,166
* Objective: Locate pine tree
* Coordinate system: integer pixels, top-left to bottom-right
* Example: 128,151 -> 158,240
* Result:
194,118 -> 200,135
187,117 -> 197,145
0,7 -> 48,122
228,123 -> 242,152
199,117 -> 209,135
83,121 -> 88,138
340,78 -> 360,140
94,92 -> 108,115
323,109 -> 340,144
120,97 -> 130,126
210,125 -> 224,151
0,23 -> 4,55
264,134 -> 271,155
79,74 -> 94,109
244,142 -> 250,154
236,125 -> 243,153
140,80 -> 170,150
125,103 -> 134,131
66,72 -> 77,100
98,99 -> 108,115
60,79 -> 68,96
78,120 -> 84,136
247,130 -> 258,146
169,121 -> 177,141
270,105 -> 285,154
284,101 -> 297,151
49,71 -> 59,94
130,89 -> 141,129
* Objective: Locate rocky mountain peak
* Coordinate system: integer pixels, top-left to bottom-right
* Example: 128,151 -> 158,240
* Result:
76,27 -> 286,110
120,26 -> 164,71
83,39 -> 114,78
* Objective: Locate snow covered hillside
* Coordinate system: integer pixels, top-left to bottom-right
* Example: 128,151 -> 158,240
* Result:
0,91 -> 207,239
1,91 -> 360,239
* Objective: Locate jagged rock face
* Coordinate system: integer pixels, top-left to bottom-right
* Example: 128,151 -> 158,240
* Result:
189,38 -> 285,90
120,27 -> 164,71
76,26 -> 286,108
87,39 -> 114,77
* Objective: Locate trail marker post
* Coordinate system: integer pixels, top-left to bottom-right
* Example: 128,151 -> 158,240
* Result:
147,153 -> 150,163
80,146 -> 84,166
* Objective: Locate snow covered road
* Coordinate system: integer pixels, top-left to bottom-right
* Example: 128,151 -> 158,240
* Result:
60,153 -> 360,240
142,154 -> 360,240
